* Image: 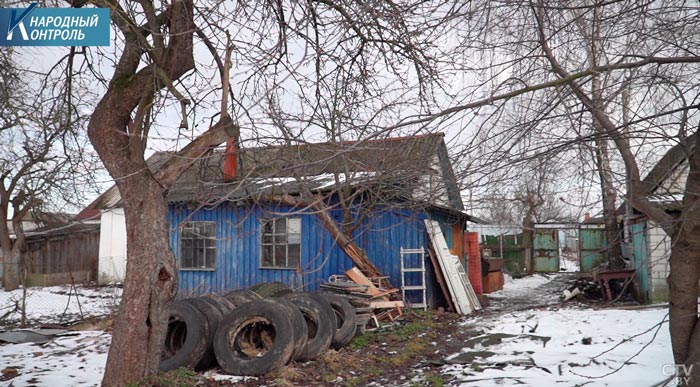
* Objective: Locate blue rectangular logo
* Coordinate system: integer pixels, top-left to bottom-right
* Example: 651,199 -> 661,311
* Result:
0,4 -> 110,46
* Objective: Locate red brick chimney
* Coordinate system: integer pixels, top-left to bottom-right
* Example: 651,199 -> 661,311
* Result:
223,137 -> 238,181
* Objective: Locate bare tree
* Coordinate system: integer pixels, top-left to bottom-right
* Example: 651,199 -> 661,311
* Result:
70,1 -> 456,385
406,1 -> 700,383
527,2 -> 700,382
0,48 -> 95,291
480,156 -> 574,226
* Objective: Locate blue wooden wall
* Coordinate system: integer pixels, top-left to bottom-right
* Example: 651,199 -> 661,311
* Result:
630,221 -> 650,303
169,202 -> 456,308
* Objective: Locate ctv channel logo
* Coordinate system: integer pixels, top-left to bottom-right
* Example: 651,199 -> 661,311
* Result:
0,3 -> 109,46
662,364 -> 695,384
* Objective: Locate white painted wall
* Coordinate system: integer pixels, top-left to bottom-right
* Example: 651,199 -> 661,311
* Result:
646,220 -> 671,302
98,208 -> 127,284
413,155 -> 450,207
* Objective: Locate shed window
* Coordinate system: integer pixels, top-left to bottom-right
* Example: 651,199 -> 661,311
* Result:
261,217 -> 301,269
180,222 -> 216,270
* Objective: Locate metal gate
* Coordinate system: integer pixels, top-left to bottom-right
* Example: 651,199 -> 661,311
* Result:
533,228 -> 560,272
579,224 -> 606,272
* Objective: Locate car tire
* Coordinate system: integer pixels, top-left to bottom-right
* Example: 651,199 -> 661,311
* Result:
320,293 -> 357,349
159,300 -> 209,371
214,299 -> 297,376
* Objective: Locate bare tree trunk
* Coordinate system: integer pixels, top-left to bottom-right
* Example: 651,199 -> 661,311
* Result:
593,136 -> 624,268
82,2 -> 209,384
668,138 -> 700,386
522,215 -> 534,275
101,176 -> 178,386
0,203 -> 17,290
3,247 -> 20,291
4,216 -> 28,291
588,4 -> 624,269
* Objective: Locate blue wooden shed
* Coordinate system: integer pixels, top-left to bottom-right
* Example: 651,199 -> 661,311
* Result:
84,133 -> 473,309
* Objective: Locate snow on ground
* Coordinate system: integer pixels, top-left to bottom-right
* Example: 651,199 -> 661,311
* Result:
0,278 -> 675,387
0,331 -> 111,387
559,253 -> 580,272
446,306 -> 673,386
486,273 -> 570,310
493,274 -> 554,298
0,285 -> 122,328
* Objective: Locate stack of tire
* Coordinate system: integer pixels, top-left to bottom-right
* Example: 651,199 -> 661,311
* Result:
159,283 -> 357,376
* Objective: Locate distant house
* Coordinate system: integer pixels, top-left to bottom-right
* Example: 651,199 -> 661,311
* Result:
23,223 -> 100,286
79,133 -> 477,308
1,212 -> 99,287
623,135 -> 696,302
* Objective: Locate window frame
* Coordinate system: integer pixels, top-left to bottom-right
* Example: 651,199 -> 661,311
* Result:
178,221 -> 217,271
259,217 -> 302,270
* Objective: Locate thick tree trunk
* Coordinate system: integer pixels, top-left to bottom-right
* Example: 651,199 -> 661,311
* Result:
668,137 -> 700,386
101,176 -> 178,386
0,204 -> 15,290
2,247 -> 20,291
669,235 -> 700,386
3,216 -> 27,291
82,1 -> 204,385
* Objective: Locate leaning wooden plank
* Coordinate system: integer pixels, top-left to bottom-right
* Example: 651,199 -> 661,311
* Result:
369,300 -> 405,309
425,219 -> 476,315
427,245 -> 456,313
345,267 -> 382,296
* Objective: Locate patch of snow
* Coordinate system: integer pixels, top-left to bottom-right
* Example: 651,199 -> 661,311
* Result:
0,285 -> 121,328
559,253 -> 580,272
488,274 -> 554,300
0,331 -> 111,387
446,307 -> 673,386
202,370 -> 254,383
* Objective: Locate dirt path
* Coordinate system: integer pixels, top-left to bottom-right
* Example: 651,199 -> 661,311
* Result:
486,272 -> 575,312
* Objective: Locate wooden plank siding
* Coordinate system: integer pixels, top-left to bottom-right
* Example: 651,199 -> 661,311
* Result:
25,226 -> 100,283
168,201 -> 464,309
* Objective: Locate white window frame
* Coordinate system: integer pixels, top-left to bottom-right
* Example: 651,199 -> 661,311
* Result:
260,217 -> 301,269
179,221 -> 217,271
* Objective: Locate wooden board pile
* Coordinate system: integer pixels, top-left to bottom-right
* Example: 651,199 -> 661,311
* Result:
320,267 -> 404,333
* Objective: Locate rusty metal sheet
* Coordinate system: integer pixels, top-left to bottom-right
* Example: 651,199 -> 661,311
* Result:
534,230 -> 559,272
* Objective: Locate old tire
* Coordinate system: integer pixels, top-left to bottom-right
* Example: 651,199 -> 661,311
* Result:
224,289 -> 263,308
185,297 -> 224,369
272,297 -> 308,361
214,299 -> 297,376
321,293 -> 357,349
249,282 -> 293,298
204,294 -> 237,315
282,292 -> 334,361
159,300 -> 209,371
